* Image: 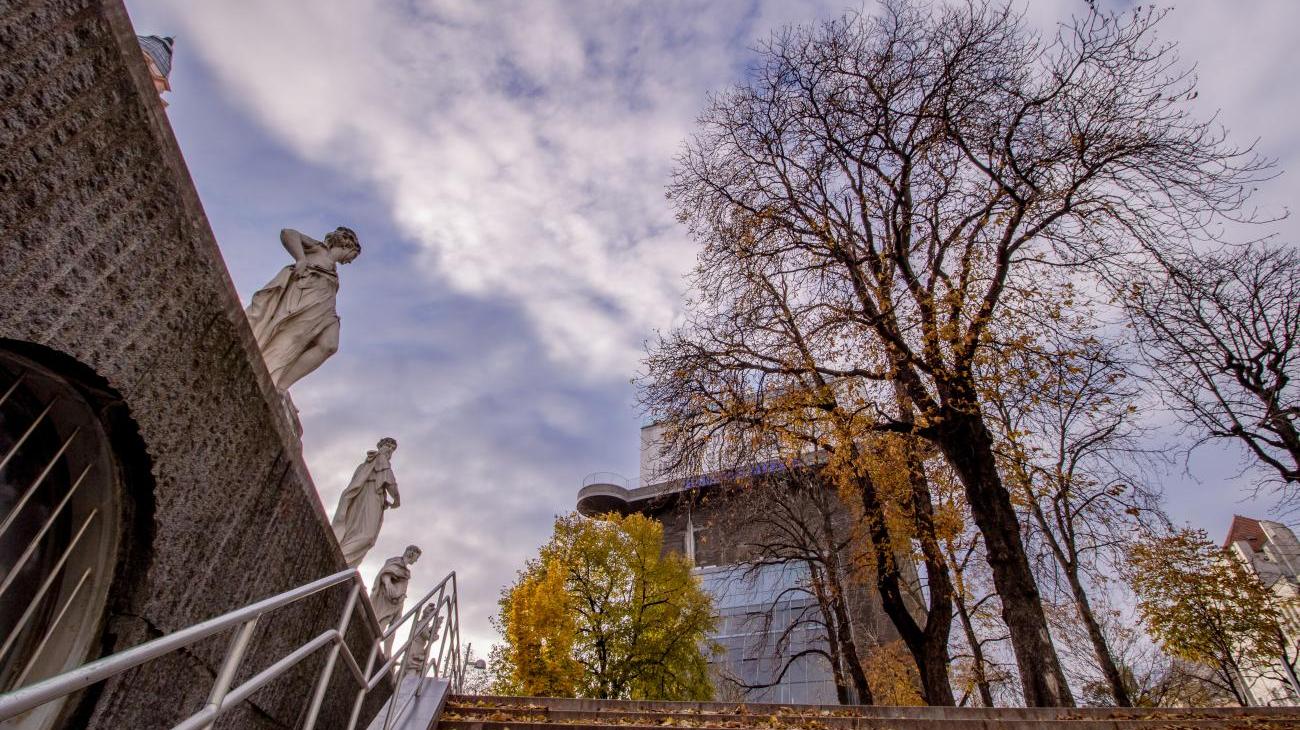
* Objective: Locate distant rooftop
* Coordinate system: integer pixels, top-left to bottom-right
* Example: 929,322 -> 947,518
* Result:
1224,514 -> 1267,551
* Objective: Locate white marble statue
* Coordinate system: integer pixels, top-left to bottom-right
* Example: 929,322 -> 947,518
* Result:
331,438 -> 400,568
245,227 -> 360,392
403,605 -> 443,675
371,545 -> 422,636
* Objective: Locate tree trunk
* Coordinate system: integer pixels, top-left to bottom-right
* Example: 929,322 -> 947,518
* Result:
1061,552 -> 1132,705
851,457 -> 953,705
1066,577 -> 1130,706
1220,659 -> 1251,706
818,515 -> 874,705
832,669 -> 851,705
810,563 -> 853,705
1022,488 -> 1132,706
824,604 -> 853,706
834,601 -> 874,705
932,405 -> 1074,707
1272,415 -> 1300,482
952,587 -> 995,707
1276,628 -> 1300,701
895,384 -> 957,705
905,451 -> 957,706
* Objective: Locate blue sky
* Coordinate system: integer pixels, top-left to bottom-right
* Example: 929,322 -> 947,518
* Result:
122,0 -> 1299,654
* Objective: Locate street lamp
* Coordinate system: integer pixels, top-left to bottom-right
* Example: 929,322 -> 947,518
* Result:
463,643 -> 487,671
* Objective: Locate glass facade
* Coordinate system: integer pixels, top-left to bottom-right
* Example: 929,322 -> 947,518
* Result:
696,563 -> 838,704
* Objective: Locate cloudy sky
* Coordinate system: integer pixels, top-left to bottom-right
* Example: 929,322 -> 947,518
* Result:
121,0 -> 1299,654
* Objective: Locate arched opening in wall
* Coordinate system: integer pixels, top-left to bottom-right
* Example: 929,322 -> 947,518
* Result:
0,347 -> 142,729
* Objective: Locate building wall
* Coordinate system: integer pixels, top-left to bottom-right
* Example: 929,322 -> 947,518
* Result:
638,422 -> 668,485
1227,518 -> 1300,707
1,1 -> 389,726
645,479 -> 899,705
697,563 -> 835,704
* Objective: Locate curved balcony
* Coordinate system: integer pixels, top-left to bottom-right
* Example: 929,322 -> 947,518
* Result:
577,472 -> 633,517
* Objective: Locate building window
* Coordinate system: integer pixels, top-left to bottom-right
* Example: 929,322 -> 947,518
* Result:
0,350 -> 121,728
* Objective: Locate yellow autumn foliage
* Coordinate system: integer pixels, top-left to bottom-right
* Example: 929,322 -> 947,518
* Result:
492,512 -> 718,700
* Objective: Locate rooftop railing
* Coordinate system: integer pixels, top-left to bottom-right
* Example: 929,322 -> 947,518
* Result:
581,471 -> 634,489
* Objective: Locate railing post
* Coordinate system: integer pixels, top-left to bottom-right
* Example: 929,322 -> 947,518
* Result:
345,642 -> 381,730
451,573 -> 463,693
413,589 -> 446,700
431,598 -> 451,687
302,580 -> 361,730
380,659 -> 405,729
199,617 -> 259,729
379,597 -> 425,730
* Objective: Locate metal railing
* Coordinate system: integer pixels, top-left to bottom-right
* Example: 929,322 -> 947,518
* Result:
0,355 -> 118,710
348,571 -> 463,730
581,471 -> 632,489
0,567 -> 465,730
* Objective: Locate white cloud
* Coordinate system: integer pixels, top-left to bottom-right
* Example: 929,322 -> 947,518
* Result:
136,0 -> 848,377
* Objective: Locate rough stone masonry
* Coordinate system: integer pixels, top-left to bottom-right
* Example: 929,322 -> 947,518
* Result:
0,0 -> 390,726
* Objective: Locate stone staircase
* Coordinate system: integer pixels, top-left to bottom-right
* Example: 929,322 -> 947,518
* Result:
434,695 -> 1300,729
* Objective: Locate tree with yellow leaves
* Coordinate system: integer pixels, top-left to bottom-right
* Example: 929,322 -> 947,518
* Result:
1128,528 -> 1295,706
491,512 -> 717,700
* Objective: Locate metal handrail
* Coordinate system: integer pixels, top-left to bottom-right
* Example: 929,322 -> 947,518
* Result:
0,566 -> 468,730
352,571 -> 464,730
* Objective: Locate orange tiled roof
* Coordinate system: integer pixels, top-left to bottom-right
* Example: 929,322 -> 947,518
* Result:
1224,514 -> 1267,551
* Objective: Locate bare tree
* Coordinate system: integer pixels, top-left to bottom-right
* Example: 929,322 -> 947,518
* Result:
716,469 -> 876,704
932,460 -> 1015,707
646,0 -> 1269,706
986,324 -> 1168,706
639,264 -> 958,701
1072,612 -> 1217,707
1126,244 -> 1300,506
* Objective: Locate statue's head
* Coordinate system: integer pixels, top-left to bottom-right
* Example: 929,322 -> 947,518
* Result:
403,544 -> 422,564
377,437 -> 397,455
325,226 -> 361,264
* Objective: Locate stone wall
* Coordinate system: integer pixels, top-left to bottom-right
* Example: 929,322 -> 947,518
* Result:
0,0 -> 390,726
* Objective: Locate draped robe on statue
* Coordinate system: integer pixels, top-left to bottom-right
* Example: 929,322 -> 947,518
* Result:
245,263 -> 340,389
370,556 -> 411,631
331,450 -> 396,568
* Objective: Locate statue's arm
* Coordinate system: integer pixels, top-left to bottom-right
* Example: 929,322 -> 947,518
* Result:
386,481 -> 401,510
382,573 -> 404,600
280,228 -> 324,276
279,229 -> 308,261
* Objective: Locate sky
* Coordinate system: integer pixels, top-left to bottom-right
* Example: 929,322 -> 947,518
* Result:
121,0 -> 1300,656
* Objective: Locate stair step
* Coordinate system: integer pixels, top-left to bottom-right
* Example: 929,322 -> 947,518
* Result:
437,720 -> 1297,730
442,705 -> 1300,726
442,696 -> 1300,722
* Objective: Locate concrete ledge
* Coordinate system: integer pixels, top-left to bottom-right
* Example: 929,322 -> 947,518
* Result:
575,482 -> 632,516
